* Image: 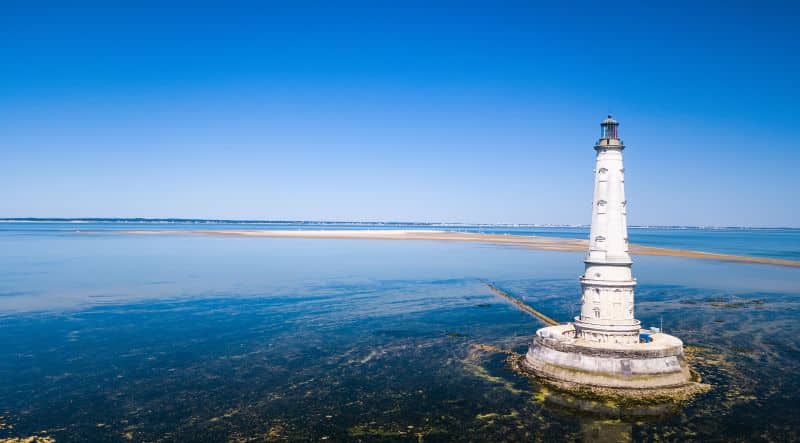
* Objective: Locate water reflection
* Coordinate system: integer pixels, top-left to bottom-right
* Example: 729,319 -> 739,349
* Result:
580,419 -> 632,443
540,388 -> 681,419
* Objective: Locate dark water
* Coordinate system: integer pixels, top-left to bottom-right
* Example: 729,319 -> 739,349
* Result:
1,225 -> 799,441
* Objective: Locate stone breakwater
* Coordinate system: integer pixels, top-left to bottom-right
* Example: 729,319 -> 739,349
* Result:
484,283 -> 559,326
108,229 -> 800,268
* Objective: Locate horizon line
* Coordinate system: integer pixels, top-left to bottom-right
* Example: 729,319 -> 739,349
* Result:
0,217 -> 797,230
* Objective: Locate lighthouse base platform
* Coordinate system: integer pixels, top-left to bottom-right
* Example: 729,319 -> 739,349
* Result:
522,324 -> 702,399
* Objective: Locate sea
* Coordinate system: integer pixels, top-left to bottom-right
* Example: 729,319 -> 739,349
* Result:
1,220 -> 799,441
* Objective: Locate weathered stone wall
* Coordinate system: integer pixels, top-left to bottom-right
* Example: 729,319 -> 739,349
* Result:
525,334 -> 691,390
534,336 -> 685,360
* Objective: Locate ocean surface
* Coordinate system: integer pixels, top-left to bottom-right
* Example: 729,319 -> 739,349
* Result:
4,219 -> 800,260
1,221 -> 799,441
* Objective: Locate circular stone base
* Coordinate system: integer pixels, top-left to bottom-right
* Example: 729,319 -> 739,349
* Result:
523,324 -> 693,393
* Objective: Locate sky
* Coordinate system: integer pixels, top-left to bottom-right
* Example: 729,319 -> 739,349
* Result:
1,1 -> 798,226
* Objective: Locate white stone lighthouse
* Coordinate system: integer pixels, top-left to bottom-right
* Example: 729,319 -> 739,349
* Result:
523,116 -> 692,393
573,115 -> 640,345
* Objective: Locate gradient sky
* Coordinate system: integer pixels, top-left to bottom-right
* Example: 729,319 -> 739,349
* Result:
2,1 -> 798,226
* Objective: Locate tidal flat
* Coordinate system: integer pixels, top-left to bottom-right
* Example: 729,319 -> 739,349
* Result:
0,224 -> 799,441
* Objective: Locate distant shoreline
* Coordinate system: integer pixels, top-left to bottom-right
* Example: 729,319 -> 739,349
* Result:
110,229 -> 800,268
1,218 -> 798,230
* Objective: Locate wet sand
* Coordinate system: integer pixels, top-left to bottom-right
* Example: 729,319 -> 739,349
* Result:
115,229 -> 800,268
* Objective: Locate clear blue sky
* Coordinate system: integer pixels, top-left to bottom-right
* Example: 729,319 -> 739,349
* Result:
2,1 -> 798,226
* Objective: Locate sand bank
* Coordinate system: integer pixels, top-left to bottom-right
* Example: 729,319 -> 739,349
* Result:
115,229 -> 800,268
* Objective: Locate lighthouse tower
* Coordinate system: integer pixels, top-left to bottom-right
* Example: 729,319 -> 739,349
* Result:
573,116 -> 641,345
523,115 -> 693,395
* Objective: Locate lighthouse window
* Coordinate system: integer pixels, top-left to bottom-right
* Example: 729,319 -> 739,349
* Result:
597,200 -> 607,214
595,235 -> 605,243
593,307 -> 600,319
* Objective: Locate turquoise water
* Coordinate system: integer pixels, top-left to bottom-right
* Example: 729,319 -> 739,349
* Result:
1,222 -> 799,441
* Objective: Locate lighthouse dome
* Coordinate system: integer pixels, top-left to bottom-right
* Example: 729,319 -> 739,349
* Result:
602,115 -> 618,125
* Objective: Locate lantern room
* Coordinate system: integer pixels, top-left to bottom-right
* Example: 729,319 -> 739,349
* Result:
600,115 -> 619,140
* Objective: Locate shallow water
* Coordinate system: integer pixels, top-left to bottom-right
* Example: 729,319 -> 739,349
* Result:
1,225 -> 799,441
3,220 -> 799,260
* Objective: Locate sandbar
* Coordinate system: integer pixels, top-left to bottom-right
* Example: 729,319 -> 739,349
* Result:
113,229 -> 800,268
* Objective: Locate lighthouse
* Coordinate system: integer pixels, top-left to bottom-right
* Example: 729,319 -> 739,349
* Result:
573,115 -> 640,345
523,116 -> 694,394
